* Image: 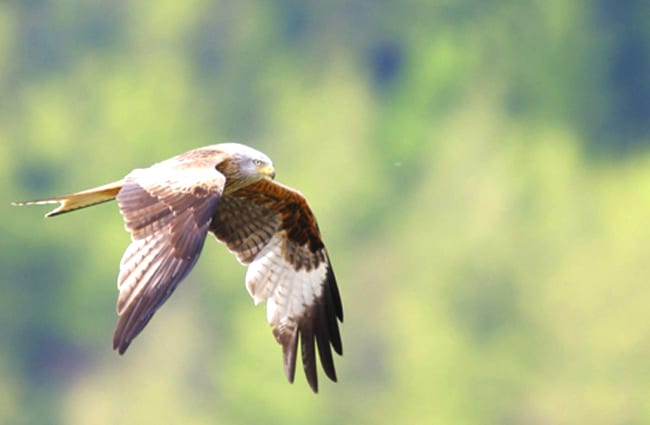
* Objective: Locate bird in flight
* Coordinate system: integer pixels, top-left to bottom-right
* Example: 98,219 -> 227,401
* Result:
13,143 -> 343,393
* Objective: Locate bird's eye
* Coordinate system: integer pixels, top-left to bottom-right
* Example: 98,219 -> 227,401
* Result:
253,159 -> 263,167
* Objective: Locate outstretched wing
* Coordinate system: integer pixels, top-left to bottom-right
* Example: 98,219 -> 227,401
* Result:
210,178 -> 343,393
113,161 -> 226,354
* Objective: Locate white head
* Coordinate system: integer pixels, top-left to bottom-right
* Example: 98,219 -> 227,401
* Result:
211,143 -> 275,192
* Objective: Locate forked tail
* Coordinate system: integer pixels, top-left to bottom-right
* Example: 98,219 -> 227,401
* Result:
12,180 -> 124,217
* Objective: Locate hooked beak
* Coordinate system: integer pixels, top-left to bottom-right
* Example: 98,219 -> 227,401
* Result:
260,165 -> 276,179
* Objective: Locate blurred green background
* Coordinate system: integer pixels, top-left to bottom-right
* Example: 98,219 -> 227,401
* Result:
2,1 -> 650,424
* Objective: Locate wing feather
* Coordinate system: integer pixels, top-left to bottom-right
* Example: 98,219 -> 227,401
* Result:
211,178 -> 343,392
112,163 -> 225,354
300,315 -> 318,391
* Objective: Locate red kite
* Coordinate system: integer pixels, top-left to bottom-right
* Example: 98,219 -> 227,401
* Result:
14,143 -> 343,393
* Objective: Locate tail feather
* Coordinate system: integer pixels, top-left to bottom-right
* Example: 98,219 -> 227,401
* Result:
12,180 -> 124,217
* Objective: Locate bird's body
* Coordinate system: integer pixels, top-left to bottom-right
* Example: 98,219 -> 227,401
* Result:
13,143 -> 343,393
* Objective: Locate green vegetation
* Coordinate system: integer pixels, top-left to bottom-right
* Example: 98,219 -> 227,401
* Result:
2,1 -> 650,424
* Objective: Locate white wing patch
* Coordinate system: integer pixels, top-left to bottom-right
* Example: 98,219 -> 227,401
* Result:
245,233 -> 328,325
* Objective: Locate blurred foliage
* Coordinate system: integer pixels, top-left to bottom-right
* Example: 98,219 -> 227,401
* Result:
2,0 -> 650,424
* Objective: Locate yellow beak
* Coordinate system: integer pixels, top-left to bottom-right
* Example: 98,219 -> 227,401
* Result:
259,165 -> 276,179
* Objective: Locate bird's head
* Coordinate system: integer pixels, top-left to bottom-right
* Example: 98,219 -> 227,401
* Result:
216,143 -> 276,192
236,145 -> 275,180
250,155 -> 276,180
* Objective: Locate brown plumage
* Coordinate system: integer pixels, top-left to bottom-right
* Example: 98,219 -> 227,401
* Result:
13,143 -> 343,393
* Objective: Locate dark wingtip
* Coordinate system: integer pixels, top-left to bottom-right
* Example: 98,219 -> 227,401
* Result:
113,332 -> 130,355
300,318 -> 319,393
324,266 -> 343,356
324,263 -> 343,322
299,262 -> 344,393
315,304 -> 338,383
112,309 -> 139,356
285,332 -> 298,384
270,258 -> 343,393
274,327 -> 299,384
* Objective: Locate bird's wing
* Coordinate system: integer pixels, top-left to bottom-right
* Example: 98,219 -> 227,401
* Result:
113,162 -> 225,354
210,178 -> 343,393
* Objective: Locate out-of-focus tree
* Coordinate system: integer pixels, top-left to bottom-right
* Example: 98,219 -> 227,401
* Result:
2,1 -> 650,424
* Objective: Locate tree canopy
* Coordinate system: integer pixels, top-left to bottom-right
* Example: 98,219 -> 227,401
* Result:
3,1 -> 650,424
